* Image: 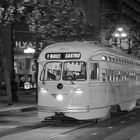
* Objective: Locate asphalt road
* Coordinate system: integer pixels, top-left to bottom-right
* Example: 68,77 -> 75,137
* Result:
0,110 -> 95,139
1,109 -> 140,140
47,108 -> 140,140
0,111 -> 43,137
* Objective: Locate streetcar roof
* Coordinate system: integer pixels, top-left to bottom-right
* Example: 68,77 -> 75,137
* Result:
39,41 -> 140,62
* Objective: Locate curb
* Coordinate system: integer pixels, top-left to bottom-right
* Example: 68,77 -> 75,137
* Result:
0,106 -> 37,115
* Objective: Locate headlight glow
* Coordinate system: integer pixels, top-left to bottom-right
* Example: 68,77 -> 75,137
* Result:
40,87 -> 47,94
56,94 -> 63,101
75,88 -> 83,94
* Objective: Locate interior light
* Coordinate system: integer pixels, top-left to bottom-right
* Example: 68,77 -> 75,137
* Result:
101,56 -> 106,61
24,47 -> 35,53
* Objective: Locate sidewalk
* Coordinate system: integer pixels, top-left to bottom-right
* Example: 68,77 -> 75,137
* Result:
0,90 -> 37,115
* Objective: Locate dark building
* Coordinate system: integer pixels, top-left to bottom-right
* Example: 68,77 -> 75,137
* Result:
77,0 -> 140,42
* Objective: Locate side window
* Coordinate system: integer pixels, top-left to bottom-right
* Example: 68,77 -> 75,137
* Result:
90,63 -> 99,80
102,68 -> 107,81
108,69 -> 113,81
136,73 -> 140,81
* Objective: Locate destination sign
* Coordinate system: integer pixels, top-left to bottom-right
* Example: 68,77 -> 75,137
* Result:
45,52 -> 81,60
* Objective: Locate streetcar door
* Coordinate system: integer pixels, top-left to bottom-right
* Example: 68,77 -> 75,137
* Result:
89,62 -> 108,107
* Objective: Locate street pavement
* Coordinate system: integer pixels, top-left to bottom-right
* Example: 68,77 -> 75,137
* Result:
0,90 -> 37,115
1,91 -> 140,139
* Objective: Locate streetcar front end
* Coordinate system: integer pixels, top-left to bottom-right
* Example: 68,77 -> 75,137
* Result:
38,52 -> 90,120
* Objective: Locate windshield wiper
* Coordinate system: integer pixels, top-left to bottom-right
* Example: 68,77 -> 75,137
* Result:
70,80 -> 75,85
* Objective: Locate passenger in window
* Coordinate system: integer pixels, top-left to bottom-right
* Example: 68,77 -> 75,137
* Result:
47,71 -> 56,80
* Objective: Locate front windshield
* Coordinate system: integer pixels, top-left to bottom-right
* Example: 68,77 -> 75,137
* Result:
40,62 -> 62,81
62,61 -> 86,81
40,61 -> 87,81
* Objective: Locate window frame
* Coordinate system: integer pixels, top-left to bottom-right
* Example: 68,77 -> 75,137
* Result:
89,62 -> 100,80
62,61 -> 87,81
39,61 -> 62,81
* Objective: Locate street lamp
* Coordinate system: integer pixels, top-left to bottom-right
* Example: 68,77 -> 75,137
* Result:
113,27 -> 127,49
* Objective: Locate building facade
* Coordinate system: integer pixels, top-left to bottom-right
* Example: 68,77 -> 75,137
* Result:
13,23 -> 47,90
0,23 -> 47,91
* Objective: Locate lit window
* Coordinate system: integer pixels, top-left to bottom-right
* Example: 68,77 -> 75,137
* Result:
101,56 -> 107,61
109,57 -> 112,61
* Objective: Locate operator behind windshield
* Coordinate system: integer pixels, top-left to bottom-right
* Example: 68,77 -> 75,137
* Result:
63,61 -> 86,80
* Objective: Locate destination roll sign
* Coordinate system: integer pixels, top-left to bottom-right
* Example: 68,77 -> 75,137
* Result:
45,52 -> 81,60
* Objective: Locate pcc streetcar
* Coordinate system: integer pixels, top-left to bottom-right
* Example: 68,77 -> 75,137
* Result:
38,41 -> 140,120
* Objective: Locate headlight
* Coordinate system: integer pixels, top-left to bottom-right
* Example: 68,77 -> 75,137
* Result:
75,88 -> 83,94
56,94 -> 63,101
40,87 -> 48,94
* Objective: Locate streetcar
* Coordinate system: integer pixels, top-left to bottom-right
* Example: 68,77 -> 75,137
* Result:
38,41 -> 140,120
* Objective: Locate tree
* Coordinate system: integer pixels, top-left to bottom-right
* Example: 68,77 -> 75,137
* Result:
0,0 -> 25,105
98,12 -> 120,45
0,0 -> 94,105
24,0 -> 93,43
